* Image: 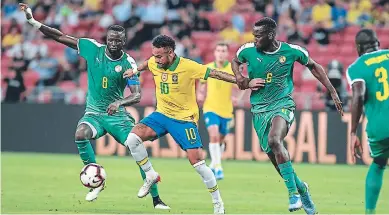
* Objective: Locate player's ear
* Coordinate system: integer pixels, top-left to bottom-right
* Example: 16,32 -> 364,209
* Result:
268,31 -> 274,40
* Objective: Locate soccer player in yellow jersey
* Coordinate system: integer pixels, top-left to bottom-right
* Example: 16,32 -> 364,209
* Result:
123,35 -> 264,214
197,42 -> 242,180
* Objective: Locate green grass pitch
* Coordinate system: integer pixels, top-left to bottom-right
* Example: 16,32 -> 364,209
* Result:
2,152 -> 389,214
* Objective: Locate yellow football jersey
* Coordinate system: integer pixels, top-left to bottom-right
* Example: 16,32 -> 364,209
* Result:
203,61 -> 234,118
148,56 -> 210,122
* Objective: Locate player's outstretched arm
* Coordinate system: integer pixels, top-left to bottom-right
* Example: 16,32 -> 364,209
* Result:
208,69 -> 265,90
349,81 -> 365,162
19,3 -> 78,50
106,85 -> 141,115
307,58 -> 344,115
123,60 -> 149,78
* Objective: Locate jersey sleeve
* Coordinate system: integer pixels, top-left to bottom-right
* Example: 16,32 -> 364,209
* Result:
236,43 -> 251,63
147,57 -> 158,75
346,62 -> 365,87
125,54 -> 140,86
289,44 -> 310,65
189,60 -> 211,80
77,38 -> 103,60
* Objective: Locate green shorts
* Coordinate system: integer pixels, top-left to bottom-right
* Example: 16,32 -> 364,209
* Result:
369,138 -> 389,159
78,110 -> 135,145
252,108 -> 295,154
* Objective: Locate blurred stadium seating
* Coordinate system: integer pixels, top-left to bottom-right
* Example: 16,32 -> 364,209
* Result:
2,0 -> 389,110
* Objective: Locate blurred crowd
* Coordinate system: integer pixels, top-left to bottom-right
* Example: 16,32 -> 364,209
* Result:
1,0 -> 389,110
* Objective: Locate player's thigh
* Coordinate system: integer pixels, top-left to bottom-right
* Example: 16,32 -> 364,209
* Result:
268,108 -> 295,142
137,112 -> 168,141
166,119 -> 203,151
219,116 -> 233,137
103,111 -> 135,145
77,114 -> 106,140
252,112 -> 272,153
369,138 -> 389,159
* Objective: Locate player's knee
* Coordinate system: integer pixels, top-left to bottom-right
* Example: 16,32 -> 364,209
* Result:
75,125 -> 92,141
187,148 -> 203,165
268,134 -> 282,150
373,157 -> 388,169
209,134 -> 220,143
125,133 -> 142,150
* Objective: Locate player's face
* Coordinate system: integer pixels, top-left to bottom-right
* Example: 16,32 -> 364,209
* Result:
214,45 -> 229,62
106,31 -> 125,53
253,26 -> 274,51
152,46 -> 175,69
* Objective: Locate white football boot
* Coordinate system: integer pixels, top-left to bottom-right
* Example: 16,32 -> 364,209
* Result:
213,201 -> 225,214
85,182 -> 105,201
137,173 -> 160,198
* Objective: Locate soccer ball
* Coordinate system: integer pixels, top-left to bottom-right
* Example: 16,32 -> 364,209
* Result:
80,163 -> 107,188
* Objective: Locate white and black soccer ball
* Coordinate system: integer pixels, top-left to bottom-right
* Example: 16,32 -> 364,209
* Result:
80,163 -> 107,188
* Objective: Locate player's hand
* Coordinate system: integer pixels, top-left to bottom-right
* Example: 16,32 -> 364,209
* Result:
248,78 -> 265,91
123,69 -> 134,79
350,132 -> 363,163
107,101 -> 121,115
19,3 -> 33,20
330,91 -> 344,116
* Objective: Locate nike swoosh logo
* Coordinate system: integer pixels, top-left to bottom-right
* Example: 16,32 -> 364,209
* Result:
92,179 -> 101,183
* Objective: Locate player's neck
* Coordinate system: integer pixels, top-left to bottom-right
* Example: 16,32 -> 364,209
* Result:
105,48 -> 123,60
216,60 -> 227,68
164,55 -> 177,70
264,40 -> 280,53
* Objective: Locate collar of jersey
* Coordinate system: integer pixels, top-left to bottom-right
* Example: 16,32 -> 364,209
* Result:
213,61 -> 229,68
104,47 -> 125,61
263,42 -> 282,55
158,55 -> 180,71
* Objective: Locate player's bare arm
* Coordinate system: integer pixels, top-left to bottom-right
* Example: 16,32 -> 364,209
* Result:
19,3 -> 78,50
231,57 -> 250,89
210,68 -> 265,89
350,81 -> 365,162
307,58 -> 344,115
123,60 -> 149,78
197,81 -> 206,103
106,85 -> 141,115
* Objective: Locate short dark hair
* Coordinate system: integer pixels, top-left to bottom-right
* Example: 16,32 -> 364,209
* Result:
254,17 -> 277,30
152,35 -> 176,50
216,41 -> 229,49
108,24 -> 125,33
355,28 -> 378,45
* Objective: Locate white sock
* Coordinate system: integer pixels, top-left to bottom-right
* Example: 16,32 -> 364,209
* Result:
125,133 -> 156,177
209,143 -> 222,170
193,160 -> 223,203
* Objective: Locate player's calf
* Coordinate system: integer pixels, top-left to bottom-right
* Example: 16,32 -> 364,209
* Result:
189,149 -> 224,214
125,131 -> 160,198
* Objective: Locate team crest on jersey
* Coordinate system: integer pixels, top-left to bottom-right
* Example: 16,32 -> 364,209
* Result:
279,56 -> 286,64
115,65 -> 122,73
161,73 -> 168,82
172,73 -> 178,84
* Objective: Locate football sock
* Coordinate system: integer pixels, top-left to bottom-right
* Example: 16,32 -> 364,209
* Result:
139,166 -> 159,197
365,162 -> 385,213
125,133 -> 157,177
278,161 -> 299,196
294,172 -> 307,194
209,143 -> 221,169
193,160 -> 222,203
76,140 -> 96,165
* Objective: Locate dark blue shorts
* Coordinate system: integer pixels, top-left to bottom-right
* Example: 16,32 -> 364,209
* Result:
203,112 -> 232,136
140,112 -> 202,150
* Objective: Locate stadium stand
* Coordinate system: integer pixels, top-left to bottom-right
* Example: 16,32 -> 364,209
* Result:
2,0 -> 389,110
